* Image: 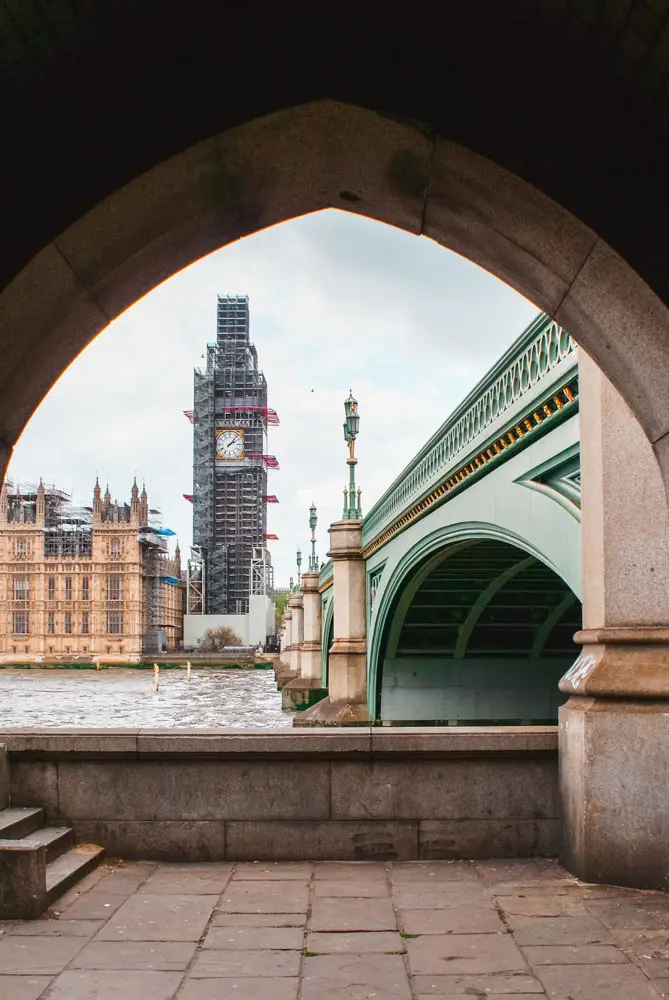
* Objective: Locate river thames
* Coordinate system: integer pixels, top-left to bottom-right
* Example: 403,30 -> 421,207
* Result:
0,668 -> 294,728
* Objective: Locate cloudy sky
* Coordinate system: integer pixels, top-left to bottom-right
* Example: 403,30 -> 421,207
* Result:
8,209 -> 537,584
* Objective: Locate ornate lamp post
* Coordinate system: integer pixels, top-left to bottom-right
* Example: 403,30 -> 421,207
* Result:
308,503 -> 318,571
296,548 -> 302,592
342,390 -> 362,519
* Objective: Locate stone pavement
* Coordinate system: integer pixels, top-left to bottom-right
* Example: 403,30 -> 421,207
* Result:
2,858 -> 669,999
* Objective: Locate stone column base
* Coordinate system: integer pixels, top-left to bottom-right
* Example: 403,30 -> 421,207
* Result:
274,660 -> 298,689
293,696 -> 369,726
560,695 -> 669,889
559,630 -> 669,890
281,675 -> 328,710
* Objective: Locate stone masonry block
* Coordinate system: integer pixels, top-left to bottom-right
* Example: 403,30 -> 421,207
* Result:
330,759 -> 559,821
0,840 -> 47,919
419,818 -> 561,860
71,821 -> 227,861
225,821 -> 419,862
56,760 -> 330,822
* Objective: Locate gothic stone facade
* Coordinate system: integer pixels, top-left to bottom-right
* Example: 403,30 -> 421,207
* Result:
0,480 -> 184,662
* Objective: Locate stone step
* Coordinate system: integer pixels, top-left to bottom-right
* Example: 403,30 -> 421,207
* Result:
22,826 -> 74,863
46,845 -> 106,905
0,806 -> 44,839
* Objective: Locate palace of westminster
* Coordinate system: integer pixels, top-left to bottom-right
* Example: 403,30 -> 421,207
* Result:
0,478 -> 184,662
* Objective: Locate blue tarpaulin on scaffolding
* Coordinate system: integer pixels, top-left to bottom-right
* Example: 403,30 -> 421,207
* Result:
155,527 -> 176,536
161,576 -> 181,586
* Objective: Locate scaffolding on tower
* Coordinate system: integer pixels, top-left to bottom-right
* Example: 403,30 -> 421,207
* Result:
189,295 -> 279,615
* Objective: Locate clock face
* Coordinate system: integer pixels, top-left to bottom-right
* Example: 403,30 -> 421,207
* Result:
216,428 -> 245,460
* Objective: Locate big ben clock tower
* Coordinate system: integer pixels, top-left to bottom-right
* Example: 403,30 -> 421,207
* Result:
191,296 -> 278,615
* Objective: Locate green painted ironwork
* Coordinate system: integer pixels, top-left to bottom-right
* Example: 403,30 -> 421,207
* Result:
362,315 -> 577,548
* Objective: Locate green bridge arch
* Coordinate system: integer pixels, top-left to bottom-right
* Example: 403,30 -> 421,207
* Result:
367,522 -> 581,723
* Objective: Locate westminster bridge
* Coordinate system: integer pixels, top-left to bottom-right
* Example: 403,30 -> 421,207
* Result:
279,314 -> 582,727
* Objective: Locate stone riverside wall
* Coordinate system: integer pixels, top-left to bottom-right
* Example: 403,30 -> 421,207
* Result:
0,728 -> 559,862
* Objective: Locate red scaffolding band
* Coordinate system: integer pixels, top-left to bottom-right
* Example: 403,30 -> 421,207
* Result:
182,494 -> 194,503
219,406 -> 280,425
247,454 -> 280,469
264,533 -> 279,540
183,410 -> 194,424
263,495 -> 279,503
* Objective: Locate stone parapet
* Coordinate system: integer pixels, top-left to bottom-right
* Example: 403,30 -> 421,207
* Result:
0,727 -> 559,862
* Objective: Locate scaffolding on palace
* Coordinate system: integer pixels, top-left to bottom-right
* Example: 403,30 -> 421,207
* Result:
4,480 -> 94,557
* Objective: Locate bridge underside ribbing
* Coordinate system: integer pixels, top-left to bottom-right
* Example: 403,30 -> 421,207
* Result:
377,539 -> 581,725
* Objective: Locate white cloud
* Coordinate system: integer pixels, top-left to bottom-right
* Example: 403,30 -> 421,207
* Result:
8,209 -> 537,584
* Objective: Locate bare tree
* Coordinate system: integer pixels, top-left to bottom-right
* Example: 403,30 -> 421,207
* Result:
200,626 -> 244,652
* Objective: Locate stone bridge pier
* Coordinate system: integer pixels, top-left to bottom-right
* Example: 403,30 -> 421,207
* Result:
281,570 -> 327,710
560,352 -> 669,889
296,520 -> 368,725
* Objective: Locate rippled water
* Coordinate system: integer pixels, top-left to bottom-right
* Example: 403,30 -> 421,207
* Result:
0,668 -> 294,729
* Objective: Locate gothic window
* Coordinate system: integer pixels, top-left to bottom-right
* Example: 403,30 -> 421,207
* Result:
12,611 -> 29,634
15,539 -> 26,557
47,576 -> 55,600
110,538 -> 121,556
81,577 -> 89,601
65,577 -> 72,601
107,611 -> 123,634
107,574 -> 122,602
64,612 -> 72,634
82,612 -> 89,635
12,576 -> 30,601
47,612 -> 55,634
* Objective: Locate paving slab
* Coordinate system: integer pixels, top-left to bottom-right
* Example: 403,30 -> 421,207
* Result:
522,943 -> 628,965
612,928 -> 669,978
41,969 -> 184,1000
407,932 -> 527,975
394,884 -> 489,910
537,962 -> 661,999
310,896 -> 398,931
0,977 -> 52,1000
189,947 -> 301,977
211,910 -> 307,927
400,907 -> 505,934
95,894 -> 217,941
306,931 -> 404,953
313,862 -> 389,880
179,979 -> 300,999
587,896 -> 669,930
0,918 -> 104,937
391,861 -> 481,883
302,953 -> 411,998
218,880 -> 309,913
0,935 -> 85,974
496,893 -> 589,917
70,939 -> 197,970
56,889 -> 130,920
506,914 -> 613,945
302,983 -> 412,1000
202,925 -> 303,950
140,865 -> 233,894
313,879 -> 390,896
412,972 -> 545,994
233,862 -> 313,880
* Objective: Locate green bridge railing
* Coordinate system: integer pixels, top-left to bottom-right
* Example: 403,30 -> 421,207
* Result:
361,314 -> 577,550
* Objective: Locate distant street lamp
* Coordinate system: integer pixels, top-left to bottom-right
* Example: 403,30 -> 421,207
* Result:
309,503 -> 318,571
296,548 -> 302,592
342,390 -> 362,519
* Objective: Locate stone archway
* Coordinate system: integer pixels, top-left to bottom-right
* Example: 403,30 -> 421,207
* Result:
1,100 -> 668,493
